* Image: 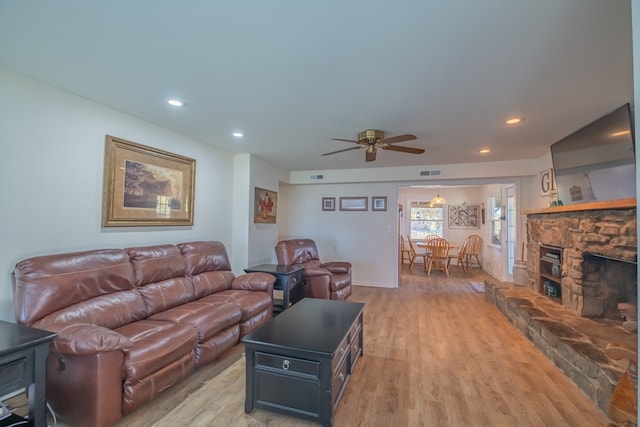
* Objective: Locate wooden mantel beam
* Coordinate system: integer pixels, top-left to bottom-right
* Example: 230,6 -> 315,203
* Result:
523,198 -> 636,215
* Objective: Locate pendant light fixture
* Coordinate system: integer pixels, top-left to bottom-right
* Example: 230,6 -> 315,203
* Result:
430,186 -> 447,207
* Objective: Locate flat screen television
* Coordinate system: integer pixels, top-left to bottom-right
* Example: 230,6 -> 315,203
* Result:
551,103 -> 636,205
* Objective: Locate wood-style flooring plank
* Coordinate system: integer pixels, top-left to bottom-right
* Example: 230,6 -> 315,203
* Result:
5,265 -> 613,426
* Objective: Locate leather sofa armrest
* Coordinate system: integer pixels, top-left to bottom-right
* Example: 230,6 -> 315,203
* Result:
304,266 -> 331,277
45,324 -> 132,355
321,261 -> 351,274
232,272 -> 275,295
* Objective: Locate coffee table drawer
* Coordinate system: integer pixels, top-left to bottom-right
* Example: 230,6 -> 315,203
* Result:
331,335 -> 350,374
331,354 -> 349,407
255,368 -> 321,417
256,352 -> 319,379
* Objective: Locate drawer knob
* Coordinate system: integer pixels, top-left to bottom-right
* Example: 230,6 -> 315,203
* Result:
282,360 -> 290,370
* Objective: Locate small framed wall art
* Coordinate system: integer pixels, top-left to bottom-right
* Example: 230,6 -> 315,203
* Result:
339,197 -> 368,211
254,187 -> 277,224
372,196 -> 387,211
448,204 -> 480,229
322,197 -> 335,211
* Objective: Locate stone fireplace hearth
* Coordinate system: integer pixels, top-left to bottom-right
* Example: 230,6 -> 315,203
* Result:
525,202 -> 637,320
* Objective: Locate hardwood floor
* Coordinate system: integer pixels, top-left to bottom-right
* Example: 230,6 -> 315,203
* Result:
8,264 -> 613,426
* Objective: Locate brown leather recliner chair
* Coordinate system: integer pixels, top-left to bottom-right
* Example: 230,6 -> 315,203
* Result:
275,239 -> 352,301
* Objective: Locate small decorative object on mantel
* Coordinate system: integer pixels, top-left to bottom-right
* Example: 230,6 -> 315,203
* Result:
322,197 -> 335,211
254,187 -> 277,223
102,135 -> 196,227
372,196 -> 387,211
448,204 -> 480,229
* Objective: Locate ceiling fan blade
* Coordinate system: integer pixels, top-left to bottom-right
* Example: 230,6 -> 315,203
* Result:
366,147 -> 377,162
322,146 -> 363,156
382,145 -> 425,154
379,134 -> 417,144
331,138 -> 360,143
380,133 -> 416,144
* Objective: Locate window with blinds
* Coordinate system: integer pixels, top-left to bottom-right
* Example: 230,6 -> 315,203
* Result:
409,201 -> 443,240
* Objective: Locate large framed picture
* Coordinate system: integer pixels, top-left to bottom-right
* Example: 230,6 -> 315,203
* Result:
102,135 -> 196,227
448,204 -> 480,229
254,187 -> 277,223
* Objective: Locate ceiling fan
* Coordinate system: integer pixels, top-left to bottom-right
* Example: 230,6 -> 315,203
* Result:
322,129 -> 425,162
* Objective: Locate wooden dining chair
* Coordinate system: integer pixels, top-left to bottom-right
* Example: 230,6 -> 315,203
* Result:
425,237 -> 450,276
406,235 -> 427,271
400,235 -> 411,265
462,234 -> 483,269
447,238 -> 469,272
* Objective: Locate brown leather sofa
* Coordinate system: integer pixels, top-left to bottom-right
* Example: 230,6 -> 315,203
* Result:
12,241 -> 274,427
275,239 -> 352,301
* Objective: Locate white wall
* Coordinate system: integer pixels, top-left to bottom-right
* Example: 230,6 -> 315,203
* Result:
279,182 -> 400,288
248,155 -> 289,267
0,69 -> 236,322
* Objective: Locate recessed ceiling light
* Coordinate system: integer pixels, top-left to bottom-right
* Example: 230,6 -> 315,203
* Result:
505,117 -> 523,125
479,148 -> 491,154
168,99 -> 187,107
611,130 -> 630,137
232,132 -> 244,138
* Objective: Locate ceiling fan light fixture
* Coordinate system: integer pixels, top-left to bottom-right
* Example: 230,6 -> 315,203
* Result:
430,187 -> 447,207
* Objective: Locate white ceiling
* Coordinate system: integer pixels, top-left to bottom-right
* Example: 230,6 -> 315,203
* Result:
0,1 -> 633,172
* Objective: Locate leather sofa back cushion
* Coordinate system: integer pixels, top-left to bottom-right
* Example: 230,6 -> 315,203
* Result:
178,241 -> 232,275
13,249 -> 138,325
127,245 -> 196,315
179,242 -> 234,298
275,239 -> 320,266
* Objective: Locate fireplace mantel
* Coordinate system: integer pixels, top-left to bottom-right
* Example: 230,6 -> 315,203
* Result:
523,197 -> 636,215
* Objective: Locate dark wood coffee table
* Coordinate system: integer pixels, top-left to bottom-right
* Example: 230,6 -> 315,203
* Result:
242,298 -> 364,427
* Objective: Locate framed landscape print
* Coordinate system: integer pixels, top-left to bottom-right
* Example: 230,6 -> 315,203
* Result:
254,187 -> 277,223
339,197 -> 368,211
448,204 -> 480,229
102,135 -> 196,227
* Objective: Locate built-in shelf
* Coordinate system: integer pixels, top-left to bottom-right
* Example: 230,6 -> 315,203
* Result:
539,245 -> 562,302
523,198 -> 636,215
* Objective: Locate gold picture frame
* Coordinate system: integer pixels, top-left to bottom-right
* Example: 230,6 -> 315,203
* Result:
102,135 -> 196,227
254,187 -> 277,223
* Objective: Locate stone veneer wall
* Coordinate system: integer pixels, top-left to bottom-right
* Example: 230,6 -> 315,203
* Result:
526,207 -> 637,317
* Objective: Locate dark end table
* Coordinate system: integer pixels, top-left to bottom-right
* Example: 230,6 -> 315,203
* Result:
0,321 -> 56,427
244,264 -> 305,312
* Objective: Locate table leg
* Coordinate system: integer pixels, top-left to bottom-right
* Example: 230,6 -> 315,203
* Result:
244,350 -> 255,413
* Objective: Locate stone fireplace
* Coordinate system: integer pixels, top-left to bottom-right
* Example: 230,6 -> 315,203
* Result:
525,203 -> 637,320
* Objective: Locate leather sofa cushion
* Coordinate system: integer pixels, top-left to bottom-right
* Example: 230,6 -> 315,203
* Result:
127,245 -> 198,315
275,239 -> 321,265
149,300 -> 241,341
116,320 -> 197,381
34,289 -> 148,330
191,271 -> 235,299
13,249 -> 136,325
126,244 -> 189,287
178,241 -> 232,275
203,290 -> 272,321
